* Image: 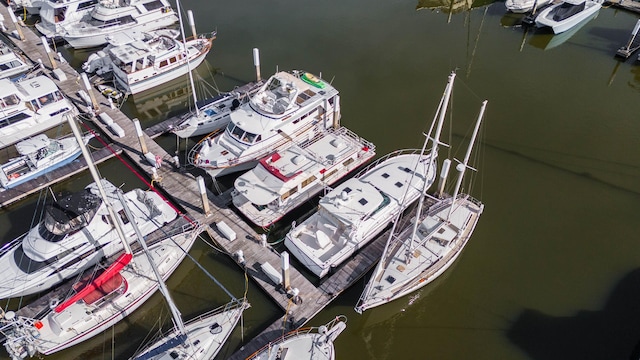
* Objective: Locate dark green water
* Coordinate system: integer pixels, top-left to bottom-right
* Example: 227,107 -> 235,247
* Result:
1,0 -> 640,359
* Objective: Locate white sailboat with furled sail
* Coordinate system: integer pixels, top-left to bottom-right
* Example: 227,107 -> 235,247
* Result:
355,81 -> 486,314
0,115 -> 202,359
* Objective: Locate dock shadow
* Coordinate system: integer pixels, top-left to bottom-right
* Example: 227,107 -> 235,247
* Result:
507,268 -> 640,360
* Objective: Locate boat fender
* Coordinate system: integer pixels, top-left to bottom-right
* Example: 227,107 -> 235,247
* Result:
49,297 -> 60,309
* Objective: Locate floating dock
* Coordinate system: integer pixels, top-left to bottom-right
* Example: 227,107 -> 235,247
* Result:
0,5 -> 391,359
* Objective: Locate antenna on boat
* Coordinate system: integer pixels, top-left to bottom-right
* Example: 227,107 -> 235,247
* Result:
176,0 -> 200,117
66,113 -> 133,255
446,100 -> 486,221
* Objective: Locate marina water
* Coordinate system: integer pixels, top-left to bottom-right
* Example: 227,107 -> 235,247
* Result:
2,0 -> 640,359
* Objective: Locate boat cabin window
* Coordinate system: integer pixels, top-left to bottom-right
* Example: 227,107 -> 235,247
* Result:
227,123 -> 260,144
77,0 -> 98,10
142,0 -> 164,11
13,244 -> 60,274
281,186 -> 298,201
89,15 -> 135,28
0,94 -> 19,108
159,59 -> 169,68
0,112 -> 31,129
301,175 -> 316,188
0,60 -> 23,70
38,93 -> 56,107
117,209 -> 130,225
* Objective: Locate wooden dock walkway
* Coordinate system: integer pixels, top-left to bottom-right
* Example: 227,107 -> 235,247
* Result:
0,6 -> 388,359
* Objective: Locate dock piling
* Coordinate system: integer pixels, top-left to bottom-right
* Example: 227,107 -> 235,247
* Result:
197,176 -> 211,216
80,72 -> 100,112
253,48 -> 261,82
40,36 -> 57,70
6,10 -> 24,41
281,251 -> 291,291
133,119 -> 148,154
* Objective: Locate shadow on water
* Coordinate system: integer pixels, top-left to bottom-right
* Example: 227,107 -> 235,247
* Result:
507,268 -> 640,360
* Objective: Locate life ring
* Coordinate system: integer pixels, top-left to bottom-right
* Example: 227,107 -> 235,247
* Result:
49,297 -> 60,309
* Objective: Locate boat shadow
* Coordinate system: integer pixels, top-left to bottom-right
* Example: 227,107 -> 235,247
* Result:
507,268 -> 640,360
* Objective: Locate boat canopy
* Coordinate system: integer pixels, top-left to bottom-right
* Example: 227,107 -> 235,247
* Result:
15,134 -> 51,155
43,189 -> 102,237
15,76 -> 59,98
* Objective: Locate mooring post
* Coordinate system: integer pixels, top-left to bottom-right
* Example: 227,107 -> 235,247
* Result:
80,72 -> 100,112
7,11 -> 25,41
437,159 -> 451,198
133,119 -> 148,154
253,48 -> 261,82
281,251 -> 290,291
40,36 -> 57,70
187,10 -> 197,39
197,176 -> 211,216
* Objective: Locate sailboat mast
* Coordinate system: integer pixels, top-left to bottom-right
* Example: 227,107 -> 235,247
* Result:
446,100 -> 487,221
177,0 -> 200,117
115,191 -> 187,336
406,72 -> 455,258
66,113 -> 133,255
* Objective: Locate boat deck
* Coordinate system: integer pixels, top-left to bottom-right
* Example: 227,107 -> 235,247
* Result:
0,5 -> 389,358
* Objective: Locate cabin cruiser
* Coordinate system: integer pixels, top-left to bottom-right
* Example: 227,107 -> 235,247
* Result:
0,75 -> 78,149
232,126 -> 375,228
0,179 -> 177,299
0,133 -> 93,189
0,39 -> 32,81
535,0 -> 602,34
189,70 -> 341,179
35,0 -> 99,41
82,29 -> 214,94
60,0 -> 178,49
284,148 -> 437,278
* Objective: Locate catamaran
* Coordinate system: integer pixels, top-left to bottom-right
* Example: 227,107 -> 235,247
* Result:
189,70 -> 341,179
355,80 -> 486,313
232,126 -> 375,228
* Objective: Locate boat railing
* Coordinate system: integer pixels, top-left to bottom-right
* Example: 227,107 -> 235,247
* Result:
352,148 -> 428,179
245,315 -> 347,360
0,234 -> 25,256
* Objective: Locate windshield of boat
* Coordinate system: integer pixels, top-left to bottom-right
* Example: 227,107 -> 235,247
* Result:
226,122 -> 261,144
42,190 -> 102,239
0,94 -> 20,108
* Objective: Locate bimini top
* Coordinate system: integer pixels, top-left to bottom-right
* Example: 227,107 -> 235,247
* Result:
15,134 -> 51,156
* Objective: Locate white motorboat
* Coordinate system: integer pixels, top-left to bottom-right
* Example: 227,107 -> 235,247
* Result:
355,89 -> 487,314
0,116 -> 201,358
0,39 -> 32,81
284,149 -> 438,278
232,126 -> 375,228
189,70 -> 341,179
170,81 -> 263,139
246,316 -> 347,360
505,0 -> 552,13
0,75 -> 78,149
60,0 -> 178,49
535,0 -> 602,34
82,28 -> 214,94
0,177 -> 178,299
0,133 -> 93,189
35,0 -> 99,40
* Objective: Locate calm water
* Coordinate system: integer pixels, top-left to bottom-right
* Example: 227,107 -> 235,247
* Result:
2,0 -> 640,359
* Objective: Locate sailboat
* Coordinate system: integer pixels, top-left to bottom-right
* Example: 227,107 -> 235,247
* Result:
355,89 -> 487,313
0,115 -> 202,358
246,315 -> 347,360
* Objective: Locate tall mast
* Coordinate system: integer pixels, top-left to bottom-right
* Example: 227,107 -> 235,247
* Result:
66,114 -> 133,255
116,191 -> 187,336
406,72 -> 455,260
177,0 -> 200,117
447,100 -> 487,220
